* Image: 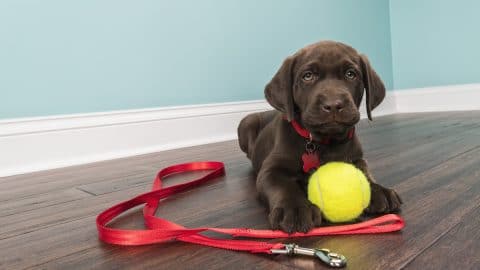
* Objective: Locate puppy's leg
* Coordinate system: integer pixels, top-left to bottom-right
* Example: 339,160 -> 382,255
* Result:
353,159 -> 402,213
237,111 -> 276,159
257,158 -> 322,233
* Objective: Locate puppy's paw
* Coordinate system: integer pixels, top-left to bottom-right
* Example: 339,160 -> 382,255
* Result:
268,198 -> 322,234
365,183 -> 402,214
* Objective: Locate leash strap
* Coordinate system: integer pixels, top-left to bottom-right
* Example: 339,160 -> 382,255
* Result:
96,161 -> 404,256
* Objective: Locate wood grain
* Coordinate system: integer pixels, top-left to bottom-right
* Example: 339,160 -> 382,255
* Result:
403,205 -> 480,270
1,111 -> 480,270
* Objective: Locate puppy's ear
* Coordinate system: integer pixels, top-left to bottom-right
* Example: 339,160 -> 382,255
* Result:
360,54 -> 386,120
265,56 -> 296,121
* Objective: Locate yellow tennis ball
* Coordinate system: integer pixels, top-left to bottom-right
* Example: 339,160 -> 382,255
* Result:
308,162 -> 371,223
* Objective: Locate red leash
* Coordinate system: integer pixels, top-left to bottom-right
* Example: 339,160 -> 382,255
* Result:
96,161 -> 404,266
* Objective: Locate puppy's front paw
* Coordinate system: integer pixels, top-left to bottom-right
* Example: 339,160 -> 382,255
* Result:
366,183 -> 402,214
269,198 -> 322,234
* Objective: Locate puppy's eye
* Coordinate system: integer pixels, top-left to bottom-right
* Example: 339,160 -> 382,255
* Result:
345,69 -> 357,80
302,71 -> 315,81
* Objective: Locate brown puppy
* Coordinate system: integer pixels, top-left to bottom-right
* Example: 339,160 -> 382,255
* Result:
237,41 -> 401,233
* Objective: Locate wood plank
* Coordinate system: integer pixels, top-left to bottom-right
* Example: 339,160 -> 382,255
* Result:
0,165 -> 153,202
356,111 -> 471,137
359,112 -> 480,153
0,184 -> 148,241
75,171 -> 155,196
366,127 -> 480,187
0,188 -> 91,218
403,205 -> 480,270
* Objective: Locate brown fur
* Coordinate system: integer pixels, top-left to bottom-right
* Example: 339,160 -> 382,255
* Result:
237,41 -> 401,233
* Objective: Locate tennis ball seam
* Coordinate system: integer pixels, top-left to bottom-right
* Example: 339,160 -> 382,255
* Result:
315,175 -> 325,210
357,168 -> 370,209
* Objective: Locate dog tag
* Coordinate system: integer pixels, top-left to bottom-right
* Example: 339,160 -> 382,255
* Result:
302,152 -> 320,173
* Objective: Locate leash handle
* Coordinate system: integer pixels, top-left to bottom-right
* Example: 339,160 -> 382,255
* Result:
96,161 -> 404,257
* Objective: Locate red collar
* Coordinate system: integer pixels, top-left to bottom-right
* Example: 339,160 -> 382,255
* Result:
289,119 -> 311,139
285,117 -> 355,143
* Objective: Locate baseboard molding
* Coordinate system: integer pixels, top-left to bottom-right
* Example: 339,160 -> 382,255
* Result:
0,101 -> 272,177
365,90 -> 398,117
1,83 -> 477,177
393,83 -> 480,113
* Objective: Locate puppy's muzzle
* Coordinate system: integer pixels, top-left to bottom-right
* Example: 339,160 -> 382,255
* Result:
311,89 -> 354,118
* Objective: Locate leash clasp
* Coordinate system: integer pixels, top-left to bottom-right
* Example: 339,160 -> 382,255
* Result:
271,244 -> 347,268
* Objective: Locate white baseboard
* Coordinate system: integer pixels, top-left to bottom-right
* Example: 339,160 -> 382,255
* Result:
393,83 -> 480,113
364,90 -> 398,117
1,83 -> 477,177
0,101 -> 272,177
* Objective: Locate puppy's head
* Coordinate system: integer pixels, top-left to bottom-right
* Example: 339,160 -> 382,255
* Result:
265,41 -> 385,140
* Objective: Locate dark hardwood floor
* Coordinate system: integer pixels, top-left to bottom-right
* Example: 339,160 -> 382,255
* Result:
1,111 -> 480,270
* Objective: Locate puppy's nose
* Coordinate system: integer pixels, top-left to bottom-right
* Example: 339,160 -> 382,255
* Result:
322,100 -> 344,113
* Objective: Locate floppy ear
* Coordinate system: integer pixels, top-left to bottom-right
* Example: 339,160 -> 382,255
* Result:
264,56 -> 296,121
360,54 -> 386,121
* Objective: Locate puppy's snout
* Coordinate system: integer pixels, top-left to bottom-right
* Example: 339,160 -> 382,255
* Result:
321,100 -> 344,113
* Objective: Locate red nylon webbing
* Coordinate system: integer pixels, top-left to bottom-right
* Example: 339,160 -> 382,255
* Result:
96,161 -> 404,254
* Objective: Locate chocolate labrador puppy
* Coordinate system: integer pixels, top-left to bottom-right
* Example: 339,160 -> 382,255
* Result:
237,41 -> 401,233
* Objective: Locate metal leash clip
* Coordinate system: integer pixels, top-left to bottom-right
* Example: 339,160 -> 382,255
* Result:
271,243 -> 347,268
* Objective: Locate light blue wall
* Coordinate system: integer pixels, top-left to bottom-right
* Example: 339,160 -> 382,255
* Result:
390,0 -> 480,89
0,0 -> 393,119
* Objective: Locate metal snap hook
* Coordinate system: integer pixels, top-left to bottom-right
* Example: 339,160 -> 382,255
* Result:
271,244 -> 347,268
